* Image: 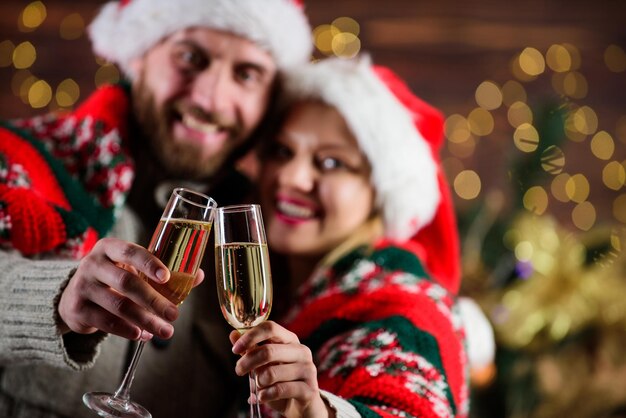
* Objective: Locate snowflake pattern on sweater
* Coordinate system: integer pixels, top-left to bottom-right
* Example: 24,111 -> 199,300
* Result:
280,242 -> 469,418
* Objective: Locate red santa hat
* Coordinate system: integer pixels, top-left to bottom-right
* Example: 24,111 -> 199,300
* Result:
88,0 -> 313,79
282,57 -> 461,293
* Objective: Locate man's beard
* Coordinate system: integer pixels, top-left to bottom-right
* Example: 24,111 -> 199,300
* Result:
132,77 -> 243,180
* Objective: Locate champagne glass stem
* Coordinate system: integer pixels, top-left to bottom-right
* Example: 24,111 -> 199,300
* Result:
249,370 -> 262,417
113,340 -> 146,404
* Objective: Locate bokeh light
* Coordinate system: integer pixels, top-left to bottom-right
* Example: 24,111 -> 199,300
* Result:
313,17 -> 361,58
514,241 -> 534,262
604,44 -> 626,73
467,108 -> 494,136
313,24 -> 339,55
551,173 -> 572,203
613,195 -> 626,223
513,123 -> 539,152
55,79 -> 80,107
518,47 -> 545,77
442,156 -> 465,181
501,80 -> 527,107
523,186 -> 549,215
94,64 -> 120,87
603,161 -> 626,191
572,106 -> 598,135
11,70 -> 36,103
507,101 -> 533,127
12,41 -> 37,69
28,79 -> 52,108
19,1 -> 47,32
546,44 -> 572,73
0,40 -> 15,67
562,43 -> 582,70
449,135 -> 477,158
562,71 -> 588,99
541,145 -> 565,175
331,32 -> 360,58
590,131 -> 615,160
454,170 -> 482,200
565,173 -> 590,203
572,201 -> 596,231
59,13 -> 85,40
475,81 -> 503,110
332,16 -> 360,36
564,107 -> 592,142
445,114 -> 472,143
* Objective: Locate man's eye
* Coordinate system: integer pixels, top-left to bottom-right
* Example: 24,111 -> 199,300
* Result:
173,48 -> 207,71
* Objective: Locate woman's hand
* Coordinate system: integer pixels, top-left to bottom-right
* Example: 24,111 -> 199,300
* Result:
231,320 -> 334,418
57,237 -> 204,341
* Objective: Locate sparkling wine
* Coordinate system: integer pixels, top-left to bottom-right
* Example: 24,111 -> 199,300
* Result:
148,218 -> 212,305
216,242 -> 273,331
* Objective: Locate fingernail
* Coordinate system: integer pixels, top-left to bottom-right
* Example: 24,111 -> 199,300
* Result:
140,330 -> 154,341
156,268 -> 168,282
232,341 -> 243,354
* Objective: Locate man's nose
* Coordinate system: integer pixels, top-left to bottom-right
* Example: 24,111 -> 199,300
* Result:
190,66 -> 234,114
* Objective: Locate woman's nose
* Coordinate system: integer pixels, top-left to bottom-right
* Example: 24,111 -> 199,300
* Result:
277,157 -> 315,192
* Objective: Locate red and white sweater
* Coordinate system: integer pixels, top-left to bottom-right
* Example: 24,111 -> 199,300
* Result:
282,240 -> 469,418
0,84 -> 134,258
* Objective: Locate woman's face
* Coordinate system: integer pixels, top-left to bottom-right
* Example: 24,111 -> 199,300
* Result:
259,101 -> 375,258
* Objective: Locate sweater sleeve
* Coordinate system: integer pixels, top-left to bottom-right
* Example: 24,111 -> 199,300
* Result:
0,250 -> 106,370
320,390 -> 361,418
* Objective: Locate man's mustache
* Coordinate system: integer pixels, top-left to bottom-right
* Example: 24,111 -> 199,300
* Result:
173,101 -> 240,134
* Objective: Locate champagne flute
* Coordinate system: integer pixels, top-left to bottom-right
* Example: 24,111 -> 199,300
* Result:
83,187 -> 217,418
214,204 -> 272,418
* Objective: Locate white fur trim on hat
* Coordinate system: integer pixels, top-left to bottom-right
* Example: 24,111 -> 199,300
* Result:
282,57 -> 441,241
89,0 -> 313,78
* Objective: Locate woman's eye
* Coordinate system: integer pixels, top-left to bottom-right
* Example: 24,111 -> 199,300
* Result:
267,142 -> 292,160
235,66 -> 261,85
318,157 -> 344,171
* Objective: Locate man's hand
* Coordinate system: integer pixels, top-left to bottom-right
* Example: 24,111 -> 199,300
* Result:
58,237 -> 204,341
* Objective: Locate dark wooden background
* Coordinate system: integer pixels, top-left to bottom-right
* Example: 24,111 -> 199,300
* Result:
1,0 -> 625,229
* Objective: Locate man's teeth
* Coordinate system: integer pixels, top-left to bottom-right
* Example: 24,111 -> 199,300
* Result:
182,114 -> 219,134
277,200 -> 314,219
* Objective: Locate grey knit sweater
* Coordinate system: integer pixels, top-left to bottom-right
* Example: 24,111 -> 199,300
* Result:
0,207 -> 243,418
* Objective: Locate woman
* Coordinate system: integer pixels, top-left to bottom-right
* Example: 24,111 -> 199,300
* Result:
230,57 -> 469,418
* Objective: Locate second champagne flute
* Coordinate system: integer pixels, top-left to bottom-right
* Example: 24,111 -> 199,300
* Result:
214,204 -> 273,418
83,187 -> 217,418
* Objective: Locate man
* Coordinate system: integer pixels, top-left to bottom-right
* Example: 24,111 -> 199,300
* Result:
0,0 -> 312,416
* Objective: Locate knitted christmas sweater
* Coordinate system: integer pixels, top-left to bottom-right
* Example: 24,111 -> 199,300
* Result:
0,84 -> 134,258
282,240 -> 469,418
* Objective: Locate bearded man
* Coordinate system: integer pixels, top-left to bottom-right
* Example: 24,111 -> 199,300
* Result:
0,1 -> 312,416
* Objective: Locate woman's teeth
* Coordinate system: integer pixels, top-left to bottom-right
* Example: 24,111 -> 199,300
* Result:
277,200 -> 314,219
182,113 -> 219,134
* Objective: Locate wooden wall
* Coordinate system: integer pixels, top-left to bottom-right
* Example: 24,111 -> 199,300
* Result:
1,0 -> 625,229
